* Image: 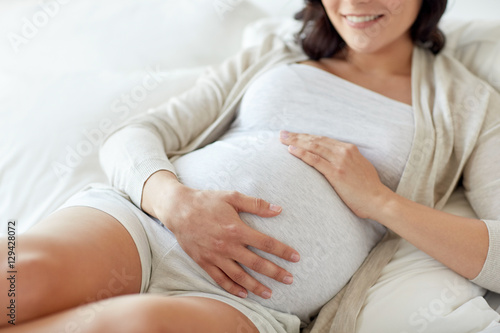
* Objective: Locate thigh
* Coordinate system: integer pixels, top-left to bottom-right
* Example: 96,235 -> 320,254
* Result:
137,296 -> 260,333
28,205 -> 143,290
4,206 -> 142,323
0,294 -> 259,333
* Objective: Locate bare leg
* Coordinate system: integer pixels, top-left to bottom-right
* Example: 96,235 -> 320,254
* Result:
0,207 -> 142,327
0,295 -> 259,333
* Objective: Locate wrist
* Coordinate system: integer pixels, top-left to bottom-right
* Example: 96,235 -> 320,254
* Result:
369,186 -> 402,225
141,170 -> 185,218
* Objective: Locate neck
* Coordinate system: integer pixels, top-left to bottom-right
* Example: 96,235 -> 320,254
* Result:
342,36 -> 414,77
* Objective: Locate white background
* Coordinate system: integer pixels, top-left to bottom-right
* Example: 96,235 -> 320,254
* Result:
250,0 -> 500,20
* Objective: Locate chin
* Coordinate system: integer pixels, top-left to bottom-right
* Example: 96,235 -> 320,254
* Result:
343,32 -> 410,55
344,39 -> 385,54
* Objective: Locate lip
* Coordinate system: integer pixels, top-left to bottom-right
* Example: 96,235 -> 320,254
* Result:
343,14 -> 384,29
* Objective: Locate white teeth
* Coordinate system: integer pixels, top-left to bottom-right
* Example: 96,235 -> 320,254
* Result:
346,15 -> 380,23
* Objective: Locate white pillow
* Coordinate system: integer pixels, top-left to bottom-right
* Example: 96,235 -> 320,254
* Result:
440,20 -> 500,93
0,0 -> 267,233
0,0 -> 266,72
444,0 -> 500,21
247,0 -> 302,17
0,67 -> 205,233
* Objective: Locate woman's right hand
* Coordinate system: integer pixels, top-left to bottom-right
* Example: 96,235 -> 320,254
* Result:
141,170 -> 300,299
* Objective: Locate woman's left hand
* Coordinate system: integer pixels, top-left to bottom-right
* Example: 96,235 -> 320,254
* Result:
279,130 -> 393,220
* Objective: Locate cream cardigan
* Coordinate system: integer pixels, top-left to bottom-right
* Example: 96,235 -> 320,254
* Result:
100,34 -> 500,332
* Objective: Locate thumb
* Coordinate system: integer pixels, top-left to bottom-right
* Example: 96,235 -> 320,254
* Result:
227,192 -> 282,217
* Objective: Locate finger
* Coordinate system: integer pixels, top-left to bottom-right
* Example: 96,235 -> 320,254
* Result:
280,130 -> 334,146
287,145 -> 334,178
280,130 -> 345,155
219,259 -> 274,299
235,247 -> 294,286
224,191 -> 283,217
202,263 -> 248,299
292,137 -> 334,161
243,228 -> 300,264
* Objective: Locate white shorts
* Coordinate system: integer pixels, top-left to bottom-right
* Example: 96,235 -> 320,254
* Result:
56,183 -> 302,333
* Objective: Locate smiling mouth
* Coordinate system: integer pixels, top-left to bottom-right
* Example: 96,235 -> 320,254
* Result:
345,15 -> 383,23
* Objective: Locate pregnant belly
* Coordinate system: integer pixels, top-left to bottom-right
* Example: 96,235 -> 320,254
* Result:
172,133 -> 386,323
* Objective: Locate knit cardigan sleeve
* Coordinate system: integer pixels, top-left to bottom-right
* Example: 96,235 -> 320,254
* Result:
98,34 -> 304,208
463,86 -> 500,293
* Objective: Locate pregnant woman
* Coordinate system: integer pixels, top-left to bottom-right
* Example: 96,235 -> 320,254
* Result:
2,0 -> 499,332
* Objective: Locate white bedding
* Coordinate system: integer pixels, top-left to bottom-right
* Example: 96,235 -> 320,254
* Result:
1,1 -> 499,332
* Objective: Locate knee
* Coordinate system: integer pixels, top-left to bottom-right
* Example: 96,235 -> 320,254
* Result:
124,301 -> 169,333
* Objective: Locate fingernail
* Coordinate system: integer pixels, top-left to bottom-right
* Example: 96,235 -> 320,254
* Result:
289,145 -> 298,151
283,275 -> 293,284
238,291 -> 247,298
262,291 -> 272,299
291,253 -> 300,262
280,130 -> 289,139
269,204 -> 282,212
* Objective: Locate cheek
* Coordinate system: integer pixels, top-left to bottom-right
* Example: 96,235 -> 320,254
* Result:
321,0 -> 337,9
387,0 -> 421,24
322,4 -> 343,31
393,1 -> 421,35
321,0 -> 342,18
385,0 -> 406,16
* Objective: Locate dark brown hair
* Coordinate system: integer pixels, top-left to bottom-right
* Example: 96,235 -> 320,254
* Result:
294,0 -> 447,60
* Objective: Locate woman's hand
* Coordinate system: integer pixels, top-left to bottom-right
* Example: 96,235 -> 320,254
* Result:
141,170 -> 300,300
279,130 -> 392,220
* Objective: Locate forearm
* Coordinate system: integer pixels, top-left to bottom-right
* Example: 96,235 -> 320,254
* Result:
373,189 -> 489,280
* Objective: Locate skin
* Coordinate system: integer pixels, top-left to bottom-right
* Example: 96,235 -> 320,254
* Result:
0,0 -> 488,332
